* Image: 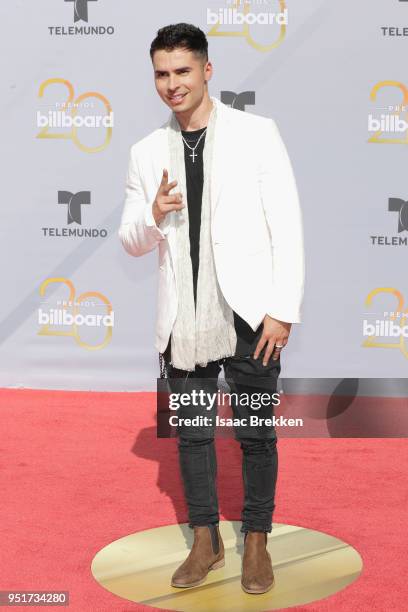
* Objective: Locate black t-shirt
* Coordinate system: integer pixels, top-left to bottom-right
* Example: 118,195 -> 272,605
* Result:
181,126 -> 206,308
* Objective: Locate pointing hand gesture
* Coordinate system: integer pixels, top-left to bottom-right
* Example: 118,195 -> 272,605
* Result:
152,168 -> 184,225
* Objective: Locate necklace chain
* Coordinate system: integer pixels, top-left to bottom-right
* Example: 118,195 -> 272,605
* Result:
181,128 -> 207,163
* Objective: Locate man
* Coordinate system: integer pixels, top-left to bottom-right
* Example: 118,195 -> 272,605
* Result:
118,23 -> 305,594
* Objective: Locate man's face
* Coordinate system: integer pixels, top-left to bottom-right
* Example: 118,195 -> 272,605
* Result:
152,47 -> 212,112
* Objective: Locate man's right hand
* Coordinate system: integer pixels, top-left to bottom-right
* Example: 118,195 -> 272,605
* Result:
152,168 -> 184,226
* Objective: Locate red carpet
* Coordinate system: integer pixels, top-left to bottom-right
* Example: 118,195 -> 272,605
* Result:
0,389 -> 406,611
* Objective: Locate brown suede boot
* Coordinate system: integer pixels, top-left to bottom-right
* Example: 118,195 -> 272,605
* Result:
241,531 -> 275,594
171,524 -> 225,588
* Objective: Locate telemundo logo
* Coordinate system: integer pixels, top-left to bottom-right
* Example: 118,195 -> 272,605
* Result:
48,0 -> 115,36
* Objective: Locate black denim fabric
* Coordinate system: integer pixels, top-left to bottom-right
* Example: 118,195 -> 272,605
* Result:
163,311 -> 280,533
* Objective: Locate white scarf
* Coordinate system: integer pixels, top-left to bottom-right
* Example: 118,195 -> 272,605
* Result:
168,99 -> 237,371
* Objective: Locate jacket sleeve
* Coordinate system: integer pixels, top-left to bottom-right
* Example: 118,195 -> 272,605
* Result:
118,144 -> 169,257
258,119 -> 305,324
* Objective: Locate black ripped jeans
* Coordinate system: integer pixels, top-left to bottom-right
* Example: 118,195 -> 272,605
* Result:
163,311 -> 280,534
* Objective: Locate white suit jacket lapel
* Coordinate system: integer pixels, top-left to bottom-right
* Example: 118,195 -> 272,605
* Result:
159,95 -> 231,249
210,96 -> 231,219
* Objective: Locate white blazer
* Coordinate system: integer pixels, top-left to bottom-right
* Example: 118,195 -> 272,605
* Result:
118,96 -> 305,354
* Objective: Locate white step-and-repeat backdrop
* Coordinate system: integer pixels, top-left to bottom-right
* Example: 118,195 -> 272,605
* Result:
1,1 -> 407,390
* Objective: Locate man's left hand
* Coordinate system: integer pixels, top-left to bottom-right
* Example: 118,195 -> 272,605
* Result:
253,314 -> 292,365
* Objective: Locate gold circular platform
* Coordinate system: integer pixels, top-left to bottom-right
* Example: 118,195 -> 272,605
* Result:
91,521 -> 363,610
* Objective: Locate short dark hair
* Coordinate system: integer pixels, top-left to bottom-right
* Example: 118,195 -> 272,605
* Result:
150,23 -> 208,63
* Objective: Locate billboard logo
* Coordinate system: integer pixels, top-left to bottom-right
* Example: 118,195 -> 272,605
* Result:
207,7 -> 288,25
363,319 -> 408,337
38,309 -> 114,327
36,110 -> 114,129
368,114 -> 408,133
36,78 -> 113,153
368,81 -> 408,144
207,0 -> 287,53
363,288 -> 408,359
38,278 -> 114,350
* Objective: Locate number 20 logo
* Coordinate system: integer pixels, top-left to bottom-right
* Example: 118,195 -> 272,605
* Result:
207,0 -> 287,53
38,278 -> 113,351
368,80 -> 408,145
363,287 -> 408,358
36,78 -> 113,153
